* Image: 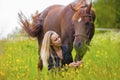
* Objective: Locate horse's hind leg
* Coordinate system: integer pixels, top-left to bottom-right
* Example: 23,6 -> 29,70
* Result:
38,58 -> 43,80
38,58 -> 43,70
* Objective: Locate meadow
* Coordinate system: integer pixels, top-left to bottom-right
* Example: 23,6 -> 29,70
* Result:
0,31 -> 120,80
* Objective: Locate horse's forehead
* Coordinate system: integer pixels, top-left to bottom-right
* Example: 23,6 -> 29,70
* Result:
72,7 -> 87,21
80,7 -> 87,14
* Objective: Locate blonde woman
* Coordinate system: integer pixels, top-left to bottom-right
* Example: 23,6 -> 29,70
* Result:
40,31 -> 80,70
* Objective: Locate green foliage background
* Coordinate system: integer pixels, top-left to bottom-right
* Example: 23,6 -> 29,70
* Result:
93,0 -> 120,28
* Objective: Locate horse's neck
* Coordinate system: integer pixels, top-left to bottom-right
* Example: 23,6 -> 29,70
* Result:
61,5 -> 74,22
60,5 -> 75,45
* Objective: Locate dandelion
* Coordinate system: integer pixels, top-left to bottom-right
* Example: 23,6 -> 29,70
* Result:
16,59 -> 20,62
105,56 -> 108,59
75,69 -> 79,73
96,54 -> 99,57
114,73 -> 116,76
25,65 -> 29,69
89,71 -> 91,74
27,68 -> 30,72
65,64 -> 69,67
14,67 -> 19,72
8,54 -> 12,58
22,73 -> 26,77
61,68 -> 64,71
97,50 -> 100,54
17,74 -> 20,79
0,71 -> 5,76
80,63 -> 83,68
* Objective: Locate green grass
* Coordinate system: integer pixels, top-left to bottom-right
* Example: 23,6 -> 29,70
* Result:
0,31 -> 120,80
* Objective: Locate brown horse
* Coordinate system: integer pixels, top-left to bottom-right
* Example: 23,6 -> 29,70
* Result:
18,0 -> 95,71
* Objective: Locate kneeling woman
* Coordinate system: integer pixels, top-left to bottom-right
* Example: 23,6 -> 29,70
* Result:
40,31 -> 80,70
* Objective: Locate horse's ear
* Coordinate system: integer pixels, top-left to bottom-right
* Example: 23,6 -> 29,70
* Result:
70,0 -> 85,12
86,0 -> 92,13
91,8 -> 96,22
70,4 -> 77,12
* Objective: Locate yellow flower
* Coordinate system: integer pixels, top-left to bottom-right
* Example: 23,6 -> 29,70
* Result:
0,71 -> 5,76
96,54 -> 98,57
65,64 -> 69,67
61,68 -> 64,71
114,73 -> 117,76
80,64 -> 83,68
16,59 -> 20,62
97,50 -> 100,54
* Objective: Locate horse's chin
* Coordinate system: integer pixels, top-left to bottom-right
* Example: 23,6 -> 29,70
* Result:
76,43 -> 89,51
75,48 -> 87,55
74,45 -> 89,61
74,50 -> 87,61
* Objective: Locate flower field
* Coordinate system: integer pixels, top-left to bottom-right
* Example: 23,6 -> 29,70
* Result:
0,31 -> 120,80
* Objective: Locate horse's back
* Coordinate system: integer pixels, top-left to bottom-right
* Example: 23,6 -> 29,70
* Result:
41,5 -> 65,34
40,5 -> 64,19
41,4 -> 74,44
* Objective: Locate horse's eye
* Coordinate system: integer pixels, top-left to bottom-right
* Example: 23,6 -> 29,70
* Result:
85,22 -> 90,26
89,15 -> 92,21
88,15 -> 92,18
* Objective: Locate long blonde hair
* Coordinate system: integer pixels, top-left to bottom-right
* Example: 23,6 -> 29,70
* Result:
40,31 -> 57,67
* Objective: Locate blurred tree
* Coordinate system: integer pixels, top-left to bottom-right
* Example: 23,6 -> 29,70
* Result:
7,27 -> 28,40
115,0 -> 120,28
93,0 -> 120,28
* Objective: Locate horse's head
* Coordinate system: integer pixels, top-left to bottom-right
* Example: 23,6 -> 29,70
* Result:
71,0 -> 96,61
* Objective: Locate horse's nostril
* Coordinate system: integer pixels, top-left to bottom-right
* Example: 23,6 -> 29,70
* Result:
78,42 -> 81,47
73,42 -> 81,48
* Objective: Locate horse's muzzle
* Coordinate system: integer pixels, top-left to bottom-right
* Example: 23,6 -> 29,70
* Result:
73,42 -> 82,50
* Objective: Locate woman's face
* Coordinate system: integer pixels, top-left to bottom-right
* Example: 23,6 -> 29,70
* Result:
50,33 -> 62,47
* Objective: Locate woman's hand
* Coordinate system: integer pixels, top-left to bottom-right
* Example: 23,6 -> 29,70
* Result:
69,61 -> 83,67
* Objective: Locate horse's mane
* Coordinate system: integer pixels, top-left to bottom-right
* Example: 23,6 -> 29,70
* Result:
71,0 -> 87,21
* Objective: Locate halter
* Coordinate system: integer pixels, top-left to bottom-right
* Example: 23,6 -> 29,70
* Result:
73,13 -> 93,40
74,33 -> 89,40
81,14 -> 92,17
74,33 -> 91,46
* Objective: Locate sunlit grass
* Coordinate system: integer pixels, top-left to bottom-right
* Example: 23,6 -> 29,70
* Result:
0,31 -> 120,80
0,40 -> 38,80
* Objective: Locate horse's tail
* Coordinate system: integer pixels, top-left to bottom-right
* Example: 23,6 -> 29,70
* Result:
18,12 -> 42,37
